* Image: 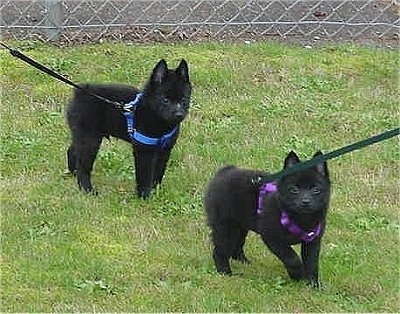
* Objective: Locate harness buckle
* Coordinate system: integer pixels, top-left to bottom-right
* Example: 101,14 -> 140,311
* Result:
123,103 -> 134,111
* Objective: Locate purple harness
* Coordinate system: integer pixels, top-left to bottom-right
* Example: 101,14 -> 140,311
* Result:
257,182 -> 322,243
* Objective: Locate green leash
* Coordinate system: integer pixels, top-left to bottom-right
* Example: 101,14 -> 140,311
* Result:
254,127 -> 399,186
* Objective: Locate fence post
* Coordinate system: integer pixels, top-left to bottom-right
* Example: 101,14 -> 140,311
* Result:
45,0 -> 62,41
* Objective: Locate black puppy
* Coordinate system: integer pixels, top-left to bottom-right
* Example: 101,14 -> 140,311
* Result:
66,59 -> 191,198
204,151 -> 331,288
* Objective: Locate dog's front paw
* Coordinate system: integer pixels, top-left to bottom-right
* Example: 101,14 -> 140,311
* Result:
217,268 -> 233,276
78,183 -> 98,196
307,279 -> 321,289
137,187 -> 152,199
287,266 -> 306,281
83,188 -> 98,196
213,251 -> 232,275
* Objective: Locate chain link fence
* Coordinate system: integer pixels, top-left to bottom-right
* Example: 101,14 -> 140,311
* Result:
1,0 -> 399,45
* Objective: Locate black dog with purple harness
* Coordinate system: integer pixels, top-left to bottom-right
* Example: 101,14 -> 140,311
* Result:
204,150 -> 331,288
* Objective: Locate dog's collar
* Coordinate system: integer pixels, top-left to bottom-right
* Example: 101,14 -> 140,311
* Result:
257,181 -> 322,243
280,211 -> 322,243
123,93 -> 178,149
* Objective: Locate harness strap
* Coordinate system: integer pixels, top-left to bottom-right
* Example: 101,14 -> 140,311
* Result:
256,182 -> 277,214
280,211 -> 322,243
123,92 -> 142,111
131,126 -> 178,149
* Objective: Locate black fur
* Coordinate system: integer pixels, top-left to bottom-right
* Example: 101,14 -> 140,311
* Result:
66,59 -> 191,198
204,151 -> 331,288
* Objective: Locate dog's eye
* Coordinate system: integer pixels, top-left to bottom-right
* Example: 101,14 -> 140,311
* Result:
311,186 -> 321,194
161,96 -> 169,104
288,186 -> 299,194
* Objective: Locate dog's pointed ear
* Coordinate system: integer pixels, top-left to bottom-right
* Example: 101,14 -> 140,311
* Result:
176,59 -> 189,81
313,150 -> 329,177
152,59 -> 168,83
284,150 -> 300,169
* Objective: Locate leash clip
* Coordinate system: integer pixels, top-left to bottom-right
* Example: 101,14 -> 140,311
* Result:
123,93 -> 143,112
123,102 -> 134,112
251,176 -> 262,186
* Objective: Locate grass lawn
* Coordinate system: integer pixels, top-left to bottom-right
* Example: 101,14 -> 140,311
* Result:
1,40 -> 399,312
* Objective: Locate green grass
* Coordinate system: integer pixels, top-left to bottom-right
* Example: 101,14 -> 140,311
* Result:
1,40 -> 399,312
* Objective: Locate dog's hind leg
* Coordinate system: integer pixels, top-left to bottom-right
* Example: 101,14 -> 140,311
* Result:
74,136 -> 102,194
232,228 -> 250,264
211,221 -> 233,275
67,145 -> 77,173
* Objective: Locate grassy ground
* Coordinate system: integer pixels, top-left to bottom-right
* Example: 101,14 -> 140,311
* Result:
1,40 -> 399,312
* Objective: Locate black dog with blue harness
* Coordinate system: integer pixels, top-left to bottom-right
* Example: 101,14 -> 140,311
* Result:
66,59 -> 191,198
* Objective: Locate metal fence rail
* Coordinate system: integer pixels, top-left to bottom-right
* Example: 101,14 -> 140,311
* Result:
1,0 -> 399,44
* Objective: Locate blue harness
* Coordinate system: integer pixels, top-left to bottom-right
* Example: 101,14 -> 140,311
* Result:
123,93 -> 178,149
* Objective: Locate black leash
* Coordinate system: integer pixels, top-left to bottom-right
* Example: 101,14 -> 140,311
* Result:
253,127 -> 400,186
0,42 -> 126,111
